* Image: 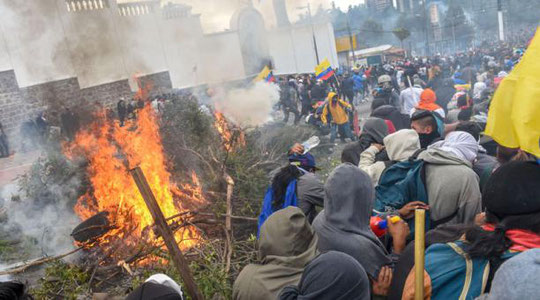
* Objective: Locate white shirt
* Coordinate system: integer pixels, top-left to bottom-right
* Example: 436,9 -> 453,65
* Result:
399,86 -> 423,115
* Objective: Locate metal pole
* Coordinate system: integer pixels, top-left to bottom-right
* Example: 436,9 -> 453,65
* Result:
308,3 -> 320,65
497,0 -> 505,41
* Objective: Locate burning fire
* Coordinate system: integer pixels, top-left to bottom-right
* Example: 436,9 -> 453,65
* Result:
214,112 -> 245,152
65,106 -> 205,256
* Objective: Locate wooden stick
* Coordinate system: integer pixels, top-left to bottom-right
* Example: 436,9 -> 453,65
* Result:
224,173 -> 234,274
130,167 -> 203,300
0,247 -> 83,276
414,209 -> 426,300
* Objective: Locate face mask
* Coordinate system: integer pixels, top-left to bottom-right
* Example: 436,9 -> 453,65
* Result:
419,130 -> 441,149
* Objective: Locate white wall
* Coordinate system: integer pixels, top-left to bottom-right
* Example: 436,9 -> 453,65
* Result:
0,2 -> 337,88
269,22 -> 339,75
0,0 -> 75,87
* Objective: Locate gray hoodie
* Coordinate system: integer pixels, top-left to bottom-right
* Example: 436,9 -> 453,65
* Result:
312,164 -> 392,278
418,148 -> 482,224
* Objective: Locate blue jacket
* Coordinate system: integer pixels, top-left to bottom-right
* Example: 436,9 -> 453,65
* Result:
352,74 -> 364,92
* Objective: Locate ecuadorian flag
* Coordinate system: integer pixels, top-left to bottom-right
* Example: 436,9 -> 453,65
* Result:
315,58 -> 335,81
254,66 -> 276,83
485,29 -> 540,157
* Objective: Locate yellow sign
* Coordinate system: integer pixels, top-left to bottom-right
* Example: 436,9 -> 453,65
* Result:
335,35 -> 357,53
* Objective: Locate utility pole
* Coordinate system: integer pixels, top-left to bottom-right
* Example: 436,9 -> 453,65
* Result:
422,0 -> 430,56
307,3 -> 320,65
346,16 -> 355,67
497,0 -> 505,41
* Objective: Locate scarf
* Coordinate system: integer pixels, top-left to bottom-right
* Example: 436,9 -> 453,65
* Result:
483,224 -> 540,252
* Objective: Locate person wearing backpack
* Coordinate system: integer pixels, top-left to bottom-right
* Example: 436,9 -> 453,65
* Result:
399,161 -> 540,300
359,129 -> 421,186
321,92 -> 354,143
258,149 -> 324,233
375,131 -> 481,232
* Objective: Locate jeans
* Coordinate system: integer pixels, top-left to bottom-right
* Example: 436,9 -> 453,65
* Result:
330,122 -> 353,143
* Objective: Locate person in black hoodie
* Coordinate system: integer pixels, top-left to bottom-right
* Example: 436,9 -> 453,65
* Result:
341,117 -> 389,166
435,78 -> 456,113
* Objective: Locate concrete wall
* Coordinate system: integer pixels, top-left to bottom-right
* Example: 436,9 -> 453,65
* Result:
269,22 -> 339,75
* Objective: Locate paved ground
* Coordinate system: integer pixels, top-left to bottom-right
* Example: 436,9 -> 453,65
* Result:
0,151 -> 41,187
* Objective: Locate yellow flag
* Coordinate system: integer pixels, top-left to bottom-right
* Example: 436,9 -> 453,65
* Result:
254,66 -> 274,83
485,30 -> 540,157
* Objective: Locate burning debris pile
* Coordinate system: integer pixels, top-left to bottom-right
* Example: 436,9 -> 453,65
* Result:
64,106 -> 207,264
0,89 -> 324,298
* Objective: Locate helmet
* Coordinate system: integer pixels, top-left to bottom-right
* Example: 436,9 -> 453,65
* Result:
378,75 -> 392,85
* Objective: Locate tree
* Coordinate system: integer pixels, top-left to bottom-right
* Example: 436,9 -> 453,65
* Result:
392,27 -> 411,49
360,19 -> 384,47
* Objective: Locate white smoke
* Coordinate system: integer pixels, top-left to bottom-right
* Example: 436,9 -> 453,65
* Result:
213,81 -> 280,127
0,171 -> 80,264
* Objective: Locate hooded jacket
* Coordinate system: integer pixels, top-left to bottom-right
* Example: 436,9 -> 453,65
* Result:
233,207 -> 318,300
312,164 -> 392,279
418,148 -> 482,225
321,92 -> 350,125
359,129 -> 421,186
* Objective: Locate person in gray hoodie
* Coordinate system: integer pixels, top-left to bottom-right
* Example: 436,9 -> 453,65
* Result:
419,131 -> 482,224
312,164 -> 409,280
359,129 -> 421,186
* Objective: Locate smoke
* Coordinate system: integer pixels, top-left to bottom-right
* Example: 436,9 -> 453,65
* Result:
212,81 -> 280,127
0,156 -> 83,264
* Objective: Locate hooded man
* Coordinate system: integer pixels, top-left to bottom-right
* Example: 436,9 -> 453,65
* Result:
418,131 -> 482,225
321,92 -> 354,143
340,117 -> 389,166
359,129 -> 421,186
312,164 -> 409,280
434,78 -> 456,113
234,207 -> 318,300
372,75 -> 400,111
409,88 -> 445,118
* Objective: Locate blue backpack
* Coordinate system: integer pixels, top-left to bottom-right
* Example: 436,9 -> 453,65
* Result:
257,179 -> 298,237
374,150 -> 429,233
375,150 -> 457,233
425,241 -> 519,300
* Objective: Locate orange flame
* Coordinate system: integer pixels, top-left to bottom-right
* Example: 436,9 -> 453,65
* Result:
65,106 -> 205,258
214,112 -> 245,152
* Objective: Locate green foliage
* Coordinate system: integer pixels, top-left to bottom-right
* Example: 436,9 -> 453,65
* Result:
393,27 -> 411,42
32,261 -> 90,300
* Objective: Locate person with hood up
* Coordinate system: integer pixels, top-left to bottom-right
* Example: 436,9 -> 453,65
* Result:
321,92 -> 354,143
401,161 -> 540,299
409,88 -> 445,118
340,117 -> 389,166
359,129 -> 421,186
370,104 -> 411,132
417,131 -> 482,225
279,251 -> 370,300
434,78 -> 456,113
476,249 -> 540,300
312,164 -> 410,286
127,274 -> 184,300
234,207 -> 318,300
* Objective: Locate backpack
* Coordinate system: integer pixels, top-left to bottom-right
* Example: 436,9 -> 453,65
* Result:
257,179 -> 298,237
375,150 -> 456,233
424,241 -> 520,300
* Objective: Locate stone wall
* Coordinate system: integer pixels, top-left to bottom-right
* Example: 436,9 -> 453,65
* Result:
0,70 -> 173,143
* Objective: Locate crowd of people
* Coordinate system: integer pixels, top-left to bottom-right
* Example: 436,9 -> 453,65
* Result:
233,35 -> 539,300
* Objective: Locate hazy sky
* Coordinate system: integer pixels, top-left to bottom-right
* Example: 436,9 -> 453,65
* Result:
122,0 -> 366,32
